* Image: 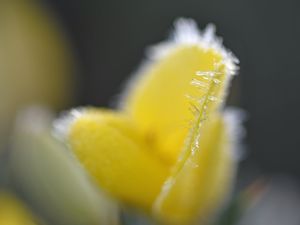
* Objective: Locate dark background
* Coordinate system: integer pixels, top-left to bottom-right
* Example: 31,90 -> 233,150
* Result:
45,0 -> 300,178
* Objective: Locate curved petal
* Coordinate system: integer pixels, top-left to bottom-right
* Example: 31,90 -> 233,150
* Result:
153,111 -> 242,225
60,108 -> 169,210
121,19 -> 238,165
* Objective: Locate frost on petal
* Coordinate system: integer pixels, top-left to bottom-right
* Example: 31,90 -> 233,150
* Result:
120,18 -> 239,165
153,109 -> 244,225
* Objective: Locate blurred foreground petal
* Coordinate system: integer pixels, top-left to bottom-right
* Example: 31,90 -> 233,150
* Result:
10,107 -> 119,225
0,0 -> 74,152
0,191 -> 40,225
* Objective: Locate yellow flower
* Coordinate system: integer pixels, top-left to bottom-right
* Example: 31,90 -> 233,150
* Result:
0,191 -> 39,225
55,18 -> 242,224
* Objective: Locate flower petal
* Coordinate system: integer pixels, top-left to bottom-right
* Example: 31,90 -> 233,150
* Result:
62,108 -> 169,210
153,111 -> 242,225
121,19 -> 238,165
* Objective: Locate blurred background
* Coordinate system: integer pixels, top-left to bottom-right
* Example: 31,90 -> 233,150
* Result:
0,0 -> 300,224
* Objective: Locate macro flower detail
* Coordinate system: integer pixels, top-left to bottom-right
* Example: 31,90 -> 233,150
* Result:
55,18 -> 242,225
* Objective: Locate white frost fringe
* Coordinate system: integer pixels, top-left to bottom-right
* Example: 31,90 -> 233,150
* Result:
53,108 -> 87,142
118,18 -> 239,108
224,107 -> 247,161
149,18 -> 239,76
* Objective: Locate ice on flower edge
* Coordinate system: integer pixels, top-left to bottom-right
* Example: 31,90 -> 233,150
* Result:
54,18 -> 243,225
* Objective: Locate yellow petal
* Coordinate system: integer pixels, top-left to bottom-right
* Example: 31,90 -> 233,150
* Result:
0,191 -> 38,225
63,108 -> 169,210
153,111 -> 241,225
121,19 -> 238,165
